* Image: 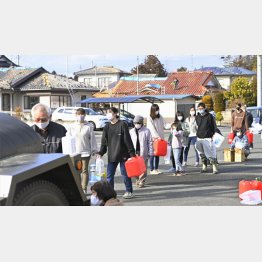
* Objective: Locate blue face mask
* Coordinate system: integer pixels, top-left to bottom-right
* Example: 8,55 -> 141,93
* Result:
199,109 -> 205,115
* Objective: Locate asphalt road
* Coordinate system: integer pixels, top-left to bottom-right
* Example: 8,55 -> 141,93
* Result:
92,125 -> 262,206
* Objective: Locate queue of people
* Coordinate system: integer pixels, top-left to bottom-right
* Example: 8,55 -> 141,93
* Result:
30,101 -> 253,205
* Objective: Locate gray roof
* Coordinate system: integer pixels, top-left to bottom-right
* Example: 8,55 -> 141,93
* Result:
195,66 -> 256,76
74,66 -> 132,76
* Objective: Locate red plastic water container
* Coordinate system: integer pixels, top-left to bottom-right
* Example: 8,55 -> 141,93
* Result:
239,180 -> 252,199
153,139 -> 168,156
250,180 -> 262,198
125,156 -> 147,178
228,132 -> 235,144
245,131 -> 253,144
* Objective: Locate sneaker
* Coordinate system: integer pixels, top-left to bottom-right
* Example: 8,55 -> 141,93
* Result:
180,171 -> 186,176
138,182 -> 145,188
155,169 -> 161,174
135,180 -> 140,186
150,170 -> 158,175
167,167 -> 176,173
176,171 -> 184,177
194,162 -> 199,167
182,161 -> 187,167
123,192 -> 134,199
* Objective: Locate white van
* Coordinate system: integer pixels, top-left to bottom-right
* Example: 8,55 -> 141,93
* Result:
51,107 -> 109,130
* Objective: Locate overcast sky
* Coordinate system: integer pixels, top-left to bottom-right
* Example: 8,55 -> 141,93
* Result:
7,54 -> 226,77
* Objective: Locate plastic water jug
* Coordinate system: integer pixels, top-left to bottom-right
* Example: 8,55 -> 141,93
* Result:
153,139 -> 168,156
95,158 -> 105,177
227,132 -> 235,144
239,180 -> 252,199
125,156 -> 147,178
246,131 -> 253,144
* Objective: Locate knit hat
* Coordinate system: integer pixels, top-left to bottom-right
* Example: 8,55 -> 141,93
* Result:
133,115 -> 144,124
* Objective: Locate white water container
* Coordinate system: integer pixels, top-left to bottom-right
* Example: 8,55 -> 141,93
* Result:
95,158 -> 105,176
62,135 -> 76,155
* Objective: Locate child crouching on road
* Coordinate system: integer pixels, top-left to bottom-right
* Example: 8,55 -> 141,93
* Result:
171,122 -> 185,176
130,115 -> 153,188
230,129 -> 250,159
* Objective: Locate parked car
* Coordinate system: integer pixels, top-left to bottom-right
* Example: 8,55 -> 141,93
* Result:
91,107 -> 134,127
51,107 -> 109,130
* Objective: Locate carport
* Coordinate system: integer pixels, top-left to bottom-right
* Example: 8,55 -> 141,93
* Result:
80,95 -> 164,112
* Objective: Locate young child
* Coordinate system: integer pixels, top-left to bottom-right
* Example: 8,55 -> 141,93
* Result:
171,121 -> 185,176
66,108 -> 98,194
230,129 -> 250,159
130,115 -> 153,187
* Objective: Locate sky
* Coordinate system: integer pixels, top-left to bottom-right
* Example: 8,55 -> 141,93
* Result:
7,54 -> 227,77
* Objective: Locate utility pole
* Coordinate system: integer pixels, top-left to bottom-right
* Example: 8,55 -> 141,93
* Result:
257,55 -> 262,107
17,55 -> 20,66
136,56 -> 139,95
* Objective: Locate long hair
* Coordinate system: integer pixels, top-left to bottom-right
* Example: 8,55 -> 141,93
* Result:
175,111 -> 185,122
91,181 -> 117,204
150,104 -> 160,119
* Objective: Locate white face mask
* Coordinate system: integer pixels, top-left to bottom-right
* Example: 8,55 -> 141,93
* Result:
90,195 -> 103,206
76,115 -> 85,122
135,124 -> 142,129
177,116 -> 183,121
35,120 -> 49,130
106,113 -> 113,121
155,111 -> 159,115
236,132 -> 242,137
190,111 -> 195,116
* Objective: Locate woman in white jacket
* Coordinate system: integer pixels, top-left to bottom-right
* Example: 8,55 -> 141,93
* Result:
146,104 -> 165,175
67,108 -> 98,193
130,115 -> 153,187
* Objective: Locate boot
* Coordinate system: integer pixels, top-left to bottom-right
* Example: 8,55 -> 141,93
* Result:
200,154 -> 207,173
212,163 -> 218,174
210,158 -> 218,174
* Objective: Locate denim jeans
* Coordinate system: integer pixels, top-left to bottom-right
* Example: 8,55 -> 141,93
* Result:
150,156 -> 159,171
173,148 -> 183,172
107,161 -> 133,193
183,136 -> 200,163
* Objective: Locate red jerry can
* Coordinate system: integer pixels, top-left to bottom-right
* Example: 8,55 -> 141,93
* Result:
245,131 -> 253,144
125,156 -> 147,178
250,180 -> 262,199
228,132 -> 235,144
239,180 -> 252,199
153,139 -> 168,156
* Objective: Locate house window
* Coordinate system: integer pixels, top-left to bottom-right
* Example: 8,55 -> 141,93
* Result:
24,96 -> 39,110
81,95 -> 87,108
98,77 -> 111,88
51,95 -> 71,109
2,94 -> 11,111
84,78 -> 92,86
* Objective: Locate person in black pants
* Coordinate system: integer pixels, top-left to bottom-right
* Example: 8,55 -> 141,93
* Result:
97,107 -> 136,199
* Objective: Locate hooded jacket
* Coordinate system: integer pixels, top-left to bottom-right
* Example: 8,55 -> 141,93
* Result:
196,110 -> 216,139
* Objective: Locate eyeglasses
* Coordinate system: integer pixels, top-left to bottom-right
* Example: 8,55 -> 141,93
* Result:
34,117 -> 48,123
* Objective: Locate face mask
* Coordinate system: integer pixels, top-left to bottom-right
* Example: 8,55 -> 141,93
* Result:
35,120 -> 49,130
155,111 -> 159,115
236,106 -> 240,111
106,113 -> 113,121
171,127 -> 177,132
236,132 -> 242,137
199,109 -> 205,115
177,116 -> 183,121
90,195 -> 103,206
76,115 -> 85,122
135,124 -> 142,129
190,111 -> 195,116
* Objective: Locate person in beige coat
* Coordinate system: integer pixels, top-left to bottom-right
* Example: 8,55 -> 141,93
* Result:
66,108 -> 98,193
130,115 -> 153,188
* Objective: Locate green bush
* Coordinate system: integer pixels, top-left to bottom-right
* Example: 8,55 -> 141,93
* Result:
216,112 -> 223,125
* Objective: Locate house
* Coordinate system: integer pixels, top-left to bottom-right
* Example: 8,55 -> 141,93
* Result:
73,66 -> 132,91
91,71 -> 223,120
195,67 -> 256,90
0,55 -> 19,68
0,65 -> 97,116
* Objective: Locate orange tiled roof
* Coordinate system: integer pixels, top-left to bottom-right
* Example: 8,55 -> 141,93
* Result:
162,71 -> 215,96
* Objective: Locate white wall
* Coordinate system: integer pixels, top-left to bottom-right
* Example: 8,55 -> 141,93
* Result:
78,73 -> 120,88
40,96 -> 50,106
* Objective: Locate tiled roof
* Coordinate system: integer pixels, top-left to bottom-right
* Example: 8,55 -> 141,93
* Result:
18,73 -> 97,92
74,66 -> 132,76
162,71 -> 220,96
111,79 -> 166,96
195,66 -> 256,76
0,68 -> 96,92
